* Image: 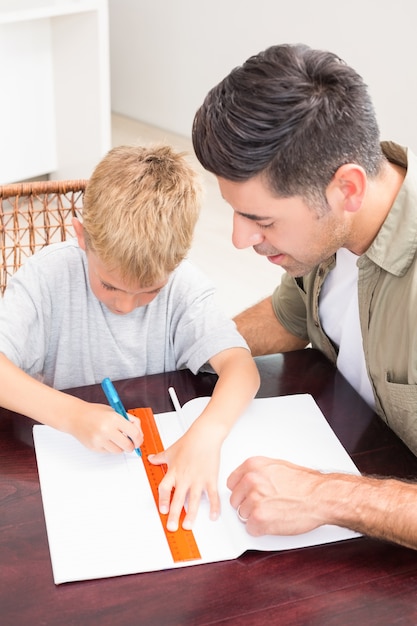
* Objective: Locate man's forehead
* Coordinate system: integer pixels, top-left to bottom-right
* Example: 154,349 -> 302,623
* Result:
235,209 -> 273,221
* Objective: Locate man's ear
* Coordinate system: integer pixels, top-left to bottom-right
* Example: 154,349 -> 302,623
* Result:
72,217 -> 87,251
327,163 -> 367,214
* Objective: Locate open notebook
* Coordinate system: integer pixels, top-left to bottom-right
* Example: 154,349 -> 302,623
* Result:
33,394 -> 361,584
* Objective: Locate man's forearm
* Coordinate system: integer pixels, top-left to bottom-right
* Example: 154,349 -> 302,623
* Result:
319,472 -> 417,549
228,457 -> 417,549
233,297 -> 307,356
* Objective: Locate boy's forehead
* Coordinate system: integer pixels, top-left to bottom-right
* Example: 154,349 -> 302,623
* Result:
102,273 -> 168,295
100,269 -> 168,294
88,250 -> 168,294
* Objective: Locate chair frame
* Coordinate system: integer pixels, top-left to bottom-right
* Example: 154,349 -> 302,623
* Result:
0,179 -> 87,294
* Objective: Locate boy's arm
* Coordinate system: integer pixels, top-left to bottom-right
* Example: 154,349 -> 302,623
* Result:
201,346 -> 260,437
0,353 -> 143,453
150,347 -> 260,531
233,297 -> 308,356
227,457 -> 417,549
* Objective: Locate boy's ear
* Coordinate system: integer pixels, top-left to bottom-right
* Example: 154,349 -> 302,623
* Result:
72,217 -> 86,251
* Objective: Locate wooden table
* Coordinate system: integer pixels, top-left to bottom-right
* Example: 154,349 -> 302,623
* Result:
2,349 -> 417,625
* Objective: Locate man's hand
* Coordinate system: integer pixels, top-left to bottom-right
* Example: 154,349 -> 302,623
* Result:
227,456 -> 327,536
227,455 -> 417,551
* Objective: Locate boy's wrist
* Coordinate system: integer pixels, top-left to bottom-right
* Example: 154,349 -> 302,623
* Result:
37,390 -> 88,433
188,414 -> 231,444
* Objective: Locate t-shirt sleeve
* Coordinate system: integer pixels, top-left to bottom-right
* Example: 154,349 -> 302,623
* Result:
0,260 -> 50,372
167,262 -> 250,375
271,271 -> 309,341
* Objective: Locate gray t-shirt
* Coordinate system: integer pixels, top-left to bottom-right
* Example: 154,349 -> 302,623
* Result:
0,239 -> 248,390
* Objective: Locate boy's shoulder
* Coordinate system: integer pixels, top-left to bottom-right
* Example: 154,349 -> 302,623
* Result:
24,239 -> 83,268
166,259 -> 216,299
11,238 -> 85,287
32,238 -> 81,259
171,258 -> 213,285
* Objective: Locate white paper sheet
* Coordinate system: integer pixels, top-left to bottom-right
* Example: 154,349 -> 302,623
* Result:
33,394 -> 361,584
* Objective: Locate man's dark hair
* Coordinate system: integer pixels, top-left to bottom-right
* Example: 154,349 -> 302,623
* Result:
192,44 -> 384,204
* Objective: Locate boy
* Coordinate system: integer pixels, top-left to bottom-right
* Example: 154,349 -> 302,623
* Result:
0,144 -> 260,531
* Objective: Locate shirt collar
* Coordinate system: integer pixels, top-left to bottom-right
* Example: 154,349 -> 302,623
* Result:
365,142 -> 417,277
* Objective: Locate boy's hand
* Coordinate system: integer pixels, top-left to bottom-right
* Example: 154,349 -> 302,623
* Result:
0,355 -> 144,453
148,420 -> 223,531
69,403 -> 143,454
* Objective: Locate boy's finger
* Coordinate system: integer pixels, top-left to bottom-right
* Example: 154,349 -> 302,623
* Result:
207,488 -> 221,522
147,451 -> 168,465
181,490 -> 202,530
123,418 -> 143,441
158,475 -> 175,516
166,487 -> 188,532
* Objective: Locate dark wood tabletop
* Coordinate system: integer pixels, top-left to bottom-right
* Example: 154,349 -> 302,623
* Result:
1,349 -> 417,626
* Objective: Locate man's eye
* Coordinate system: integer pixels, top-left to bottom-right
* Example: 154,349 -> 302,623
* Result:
257,222 -> 274,229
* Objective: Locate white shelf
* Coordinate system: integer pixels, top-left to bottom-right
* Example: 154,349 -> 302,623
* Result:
0,0 -> 111,183
0,1 -> 101,23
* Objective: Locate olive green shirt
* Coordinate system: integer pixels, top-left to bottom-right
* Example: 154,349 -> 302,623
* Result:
272,142 -> 417,455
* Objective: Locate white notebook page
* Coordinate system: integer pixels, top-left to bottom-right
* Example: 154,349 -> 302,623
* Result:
33,394 -> 361,584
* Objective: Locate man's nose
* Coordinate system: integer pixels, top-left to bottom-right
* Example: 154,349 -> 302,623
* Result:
232,213 -> 264,249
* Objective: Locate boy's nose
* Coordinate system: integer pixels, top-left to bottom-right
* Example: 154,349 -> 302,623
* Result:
114,293 -> 138,314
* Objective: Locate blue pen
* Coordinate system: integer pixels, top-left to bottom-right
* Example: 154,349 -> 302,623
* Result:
101,377 -> 142,457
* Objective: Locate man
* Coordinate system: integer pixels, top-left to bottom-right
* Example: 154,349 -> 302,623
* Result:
192,43 -> 417,549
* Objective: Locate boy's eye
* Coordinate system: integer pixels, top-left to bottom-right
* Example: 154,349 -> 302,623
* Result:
101,282 -> 116,291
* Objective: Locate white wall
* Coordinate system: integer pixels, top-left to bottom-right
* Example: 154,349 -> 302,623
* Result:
109,0 -> 417,152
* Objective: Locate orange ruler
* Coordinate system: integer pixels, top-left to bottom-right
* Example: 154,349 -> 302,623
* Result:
129,407 -> 201,563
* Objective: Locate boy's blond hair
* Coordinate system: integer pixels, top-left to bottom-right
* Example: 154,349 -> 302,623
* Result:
82,144 -> 202,286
